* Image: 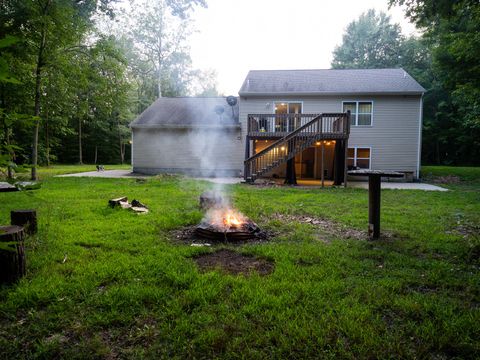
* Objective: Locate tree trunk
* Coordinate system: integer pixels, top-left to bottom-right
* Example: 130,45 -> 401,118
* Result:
45,95 -> 50,167
11,209 -> 37,235
116,112 -> 125,164
120,142 -> 125,164
94,145 -> 97,164
31,28 -> 47,181
284,158 -> 297,185
78,117 -> 83,164
0,225 -> 26,285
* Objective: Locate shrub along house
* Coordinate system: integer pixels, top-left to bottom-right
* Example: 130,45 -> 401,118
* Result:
130,68 -> 425,185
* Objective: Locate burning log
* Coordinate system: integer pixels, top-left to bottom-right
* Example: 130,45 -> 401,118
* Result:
195,219 -> 262,241
196,193 -> 264,241
0,225 -> 26,284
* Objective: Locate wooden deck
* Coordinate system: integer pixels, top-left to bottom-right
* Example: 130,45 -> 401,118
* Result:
244,112 -> 351,183
247,113 -> 349,139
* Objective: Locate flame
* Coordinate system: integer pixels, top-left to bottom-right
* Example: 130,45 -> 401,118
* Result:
207,208 -> 246,229
223,211 -> 243,227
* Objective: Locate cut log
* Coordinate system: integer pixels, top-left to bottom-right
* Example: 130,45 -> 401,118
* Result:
14,181 -> 41,191
130,207 -> 149,214
109,196 -> 128,208
0,225 -> 26,284
11,209 -> 37,235
131,199 -> 148,209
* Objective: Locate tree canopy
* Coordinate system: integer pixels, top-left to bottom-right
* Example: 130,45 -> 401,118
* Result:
0,0 -> 217,178
332,6 -> 479,165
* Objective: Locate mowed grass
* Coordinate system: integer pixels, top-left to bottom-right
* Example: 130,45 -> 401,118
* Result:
6,164 -> 132,181
0,167 -> 479,359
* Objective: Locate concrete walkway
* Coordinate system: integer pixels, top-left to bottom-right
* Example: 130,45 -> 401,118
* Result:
57,170 -> 243,184
349,181 -> 448,191
57,171 -> 447,191
57,169 -> 146,178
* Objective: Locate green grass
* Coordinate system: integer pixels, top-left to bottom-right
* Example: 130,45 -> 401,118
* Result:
422,165 -> 480,182
5,164 -> 132,181
0,166 -> 479,359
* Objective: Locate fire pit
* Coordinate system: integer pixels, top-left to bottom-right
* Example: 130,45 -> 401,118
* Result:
195,191 -> 264,241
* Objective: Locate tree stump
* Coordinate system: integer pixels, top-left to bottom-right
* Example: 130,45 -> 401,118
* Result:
0,225 -> 26,285
11,209 -> 37,235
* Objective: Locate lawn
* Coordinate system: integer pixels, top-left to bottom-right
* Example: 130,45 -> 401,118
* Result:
0,166 -> 479,359
4,164 -> 132,181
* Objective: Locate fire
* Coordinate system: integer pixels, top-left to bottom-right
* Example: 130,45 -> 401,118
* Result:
223,211 -> 243,227
208,208 -> 246,230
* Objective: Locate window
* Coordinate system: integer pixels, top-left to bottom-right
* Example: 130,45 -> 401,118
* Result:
274,101 -> 302,132
347,147 -> 371,169
343,101 -> 373,126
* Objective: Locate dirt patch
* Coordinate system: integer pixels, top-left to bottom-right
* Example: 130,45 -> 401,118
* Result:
451,222 -> 480,238
268,213 -> 369,241
193,249 -> 274,276
427,175 -> 461,184
170,225 -> 273,246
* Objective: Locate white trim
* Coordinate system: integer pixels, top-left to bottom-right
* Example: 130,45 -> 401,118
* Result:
347,146 -> 372,169
341,100 -> 374,127
271,100 -> 304,114
417,95 -> 423,178
131,131 -> 134,167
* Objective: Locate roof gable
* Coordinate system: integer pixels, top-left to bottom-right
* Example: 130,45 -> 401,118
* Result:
130,97 -> 239,128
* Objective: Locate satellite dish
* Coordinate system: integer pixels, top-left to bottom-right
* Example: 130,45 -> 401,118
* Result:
226,96 -> 237,106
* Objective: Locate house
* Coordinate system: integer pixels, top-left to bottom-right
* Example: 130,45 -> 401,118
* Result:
130,68 -> 425,184
130,97 -> 242,177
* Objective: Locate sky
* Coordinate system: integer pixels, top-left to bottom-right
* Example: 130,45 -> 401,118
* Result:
189,0 -> 417,95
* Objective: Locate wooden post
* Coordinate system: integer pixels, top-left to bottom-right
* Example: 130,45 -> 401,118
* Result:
0,225 -> 26,284
368,175 -> 381,239
344,139 -> 349,188
284,158 -> 297,185
11,209 -> 37,235
321,141 -> 325,188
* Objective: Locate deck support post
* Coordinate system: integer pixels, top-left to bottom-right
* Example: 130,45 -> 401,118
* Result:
321,141 -> 325,188
244,136 -> 251,180
245,136 -> 250,160
284,158 -> 297,185
344,139 -> 349,188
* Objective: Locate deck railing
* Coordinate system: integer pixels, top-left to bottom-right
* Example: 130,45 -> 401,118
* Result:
244,112 -> 350,181
247,113 -> 349,137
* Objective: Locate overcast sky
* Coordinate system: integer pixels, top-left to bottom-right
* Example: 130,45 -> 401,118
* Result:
189,0 -> 417,95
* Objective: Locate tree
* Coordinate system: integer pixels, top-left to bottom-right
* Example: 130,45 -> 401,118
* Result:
126,0 -> 206,98
331,10 -> 405,69
390,0 -> 480,164
3,0 -> 115,179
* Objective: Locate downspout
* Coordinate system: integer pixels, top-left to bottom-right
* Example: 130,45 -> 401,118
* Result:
417,94 -> 424,180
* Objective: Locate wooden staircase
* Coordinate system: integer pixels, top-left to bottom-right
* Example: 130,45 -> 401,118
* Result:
244,112 -> 350,182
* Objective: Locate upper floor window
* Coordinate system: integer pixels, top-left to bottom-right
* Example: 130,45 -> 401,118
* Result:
343,101 -> 373,126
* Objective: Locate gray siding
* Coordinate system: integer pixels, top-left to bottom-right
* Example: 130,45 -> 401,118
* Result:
239,95 -> 422,177
132,127 -> 244,176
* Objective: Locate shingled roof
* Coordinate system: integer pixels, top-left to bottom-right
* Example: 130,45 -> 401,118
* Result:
130,97 -> 239,128
238,68 -> 425,96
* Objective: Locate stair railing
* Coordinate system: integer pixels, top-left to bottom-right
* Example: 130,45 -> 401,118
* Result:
244,112 -> 349,181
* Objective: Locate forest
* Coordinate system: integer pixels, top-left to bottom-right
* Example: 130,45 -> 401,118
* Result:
0,0 -> 479,181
